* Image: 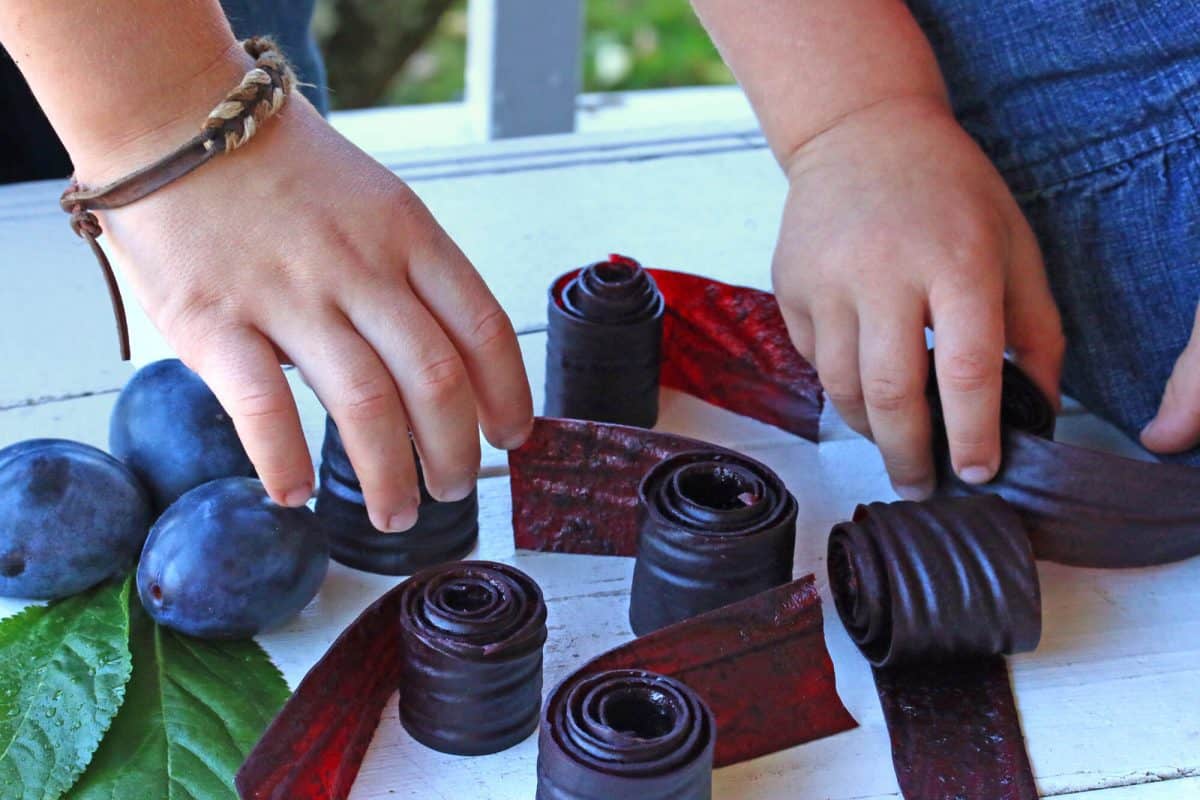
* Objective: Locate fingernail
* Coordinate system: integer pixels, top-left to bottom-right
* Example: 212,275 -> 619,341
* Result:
387,513 -> 415,532
1141,419 -> 1158,439
438,478 -> 477,503
499,420 -> 535,451
283,484 -> 313,507
894,483 -> 933,502
958,465 -> 994,485
380,502 -> 419,533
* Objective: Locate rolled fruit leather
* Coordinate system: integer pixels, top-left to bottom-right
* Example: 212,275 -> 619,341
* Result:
828,496 -> 1042,800
397,560 -> 547,755
545,256 -> 827,439
315,415 -> 478,575
547,574 -> 858,772
630,448 -> 797,635
545,255 -> 665,428
508,418 -> 799,632
236,560 -> 548,799
536,669 -> 715,800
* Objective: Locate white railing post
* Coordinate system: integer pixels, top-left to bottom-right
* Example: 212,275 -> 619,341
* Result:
466,0 -> 583,139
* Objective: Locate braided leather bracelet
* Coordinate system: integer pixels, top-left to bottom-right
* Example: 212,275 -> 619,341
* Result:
59,37 -> 297,360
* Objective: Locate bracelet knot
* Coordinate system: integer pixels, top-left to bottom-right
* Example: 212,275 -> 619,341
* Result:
202,37 -> 295,154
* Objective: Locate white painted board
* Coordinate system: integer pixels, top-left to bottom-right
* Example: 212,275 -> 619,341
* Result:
1,122 -> 1197,799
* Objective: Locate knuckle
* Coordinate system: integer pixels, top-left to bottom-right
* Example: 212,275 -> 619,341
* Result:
467,307 -> 515,352
942,212 -> 1000,265
413,355 -> 469,402
939,351 -> 996,394
255,460 -> 307,485
336,377 -> 396,423
882,452 -> 931,485
947,426 -> 994,452
388,182 -> 426,219
389,185 -> 439,246
161,299 -> 232,364
863,373 -> 917,413
1042,326 -> 1067,356
824,382 -> 864,410
229,384 -> 292,424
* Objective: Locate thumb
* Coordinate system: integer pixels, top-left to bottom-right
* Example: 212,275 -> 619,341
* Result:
1141,304 -> 1200,453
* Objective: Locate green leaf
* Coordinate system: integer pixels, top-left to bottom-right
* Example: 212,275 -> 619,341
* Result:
0,579 -> 133,800
66,602 -> 290,800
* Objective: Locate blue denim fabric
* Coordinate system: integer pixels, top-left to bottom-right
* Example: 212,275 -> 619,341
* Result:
908,0 -> 1200,462
221,0 -> 327,114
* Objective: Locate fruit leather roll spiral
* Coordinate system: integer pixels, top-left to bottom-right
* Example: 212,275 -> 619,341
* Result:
536,669 -> 715,800
828,496 -> 1041,667
629,450 -> 798,635
545,255 -> 665,427
508,418 -> 799,631
397,561 -> 547,755
237,560 -> 548,799
828,496 -> 1041,800
315,416 -> 478,574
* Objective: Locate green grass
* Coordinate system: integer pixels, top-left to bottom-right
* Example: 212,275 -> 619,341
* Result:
380,0 -> 732,106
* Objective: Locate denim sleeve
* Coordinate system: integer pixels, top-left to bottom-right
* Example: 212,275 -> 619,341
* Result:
909,0 -> 1200,463
220,0 -> 328,114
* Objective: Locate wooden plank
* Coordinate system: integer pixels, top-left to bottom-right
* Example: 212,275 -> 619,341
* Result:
328,87 -> 755,157
1051,776 -> 1200,798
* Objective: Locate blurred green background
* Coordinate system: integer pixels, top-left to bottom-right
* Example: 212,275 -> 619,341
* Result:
313,0 -> 733,110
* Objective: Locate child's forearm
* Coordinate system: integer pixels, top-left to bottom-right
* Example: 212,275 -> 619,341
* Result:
0,1 -> 248,181
691,0 -> 949,168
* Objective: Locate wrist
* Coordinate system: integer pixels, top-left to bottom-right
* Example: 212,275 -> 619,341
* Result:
70,41 -> 254,185
781,92 -> 954,180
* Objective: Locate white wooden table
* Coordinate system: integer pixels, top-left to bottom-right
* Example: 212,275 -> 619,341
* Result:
2,122 -> 1198,799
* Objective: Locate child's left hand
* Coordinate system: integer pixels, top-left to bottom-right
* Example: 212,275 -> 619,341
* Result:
1141,304 -> 1200,453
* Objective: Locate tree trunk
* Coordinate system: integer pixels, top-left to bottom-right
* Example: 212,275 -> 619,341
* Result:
318,0 -> 457,109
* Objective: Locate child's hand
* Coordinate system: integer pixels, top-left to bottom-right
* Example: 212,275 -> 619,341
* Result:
88,96 -> 533,532
1141,305 -> 1200,454
772,96 -> 1064,498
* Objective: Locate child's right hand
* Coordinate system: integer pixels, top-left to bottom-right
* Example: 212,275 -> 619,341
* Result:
771,96 -> 1065,499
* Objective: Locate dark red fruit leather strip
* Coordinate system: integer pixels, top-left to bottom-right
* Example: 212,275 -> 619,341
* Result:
236,582 -> 403,799
934,361 -> 1200,567
875,659 -> 1037,800
647,268 -> 823,440
577,575 -> 857,767
509,417 -> 728,555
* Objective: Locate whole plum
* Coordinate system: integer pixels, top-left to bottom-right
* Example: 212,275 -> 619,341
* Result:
138,477 -> 329,639
109,359 -> 255,510
0,439 -> 153,599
